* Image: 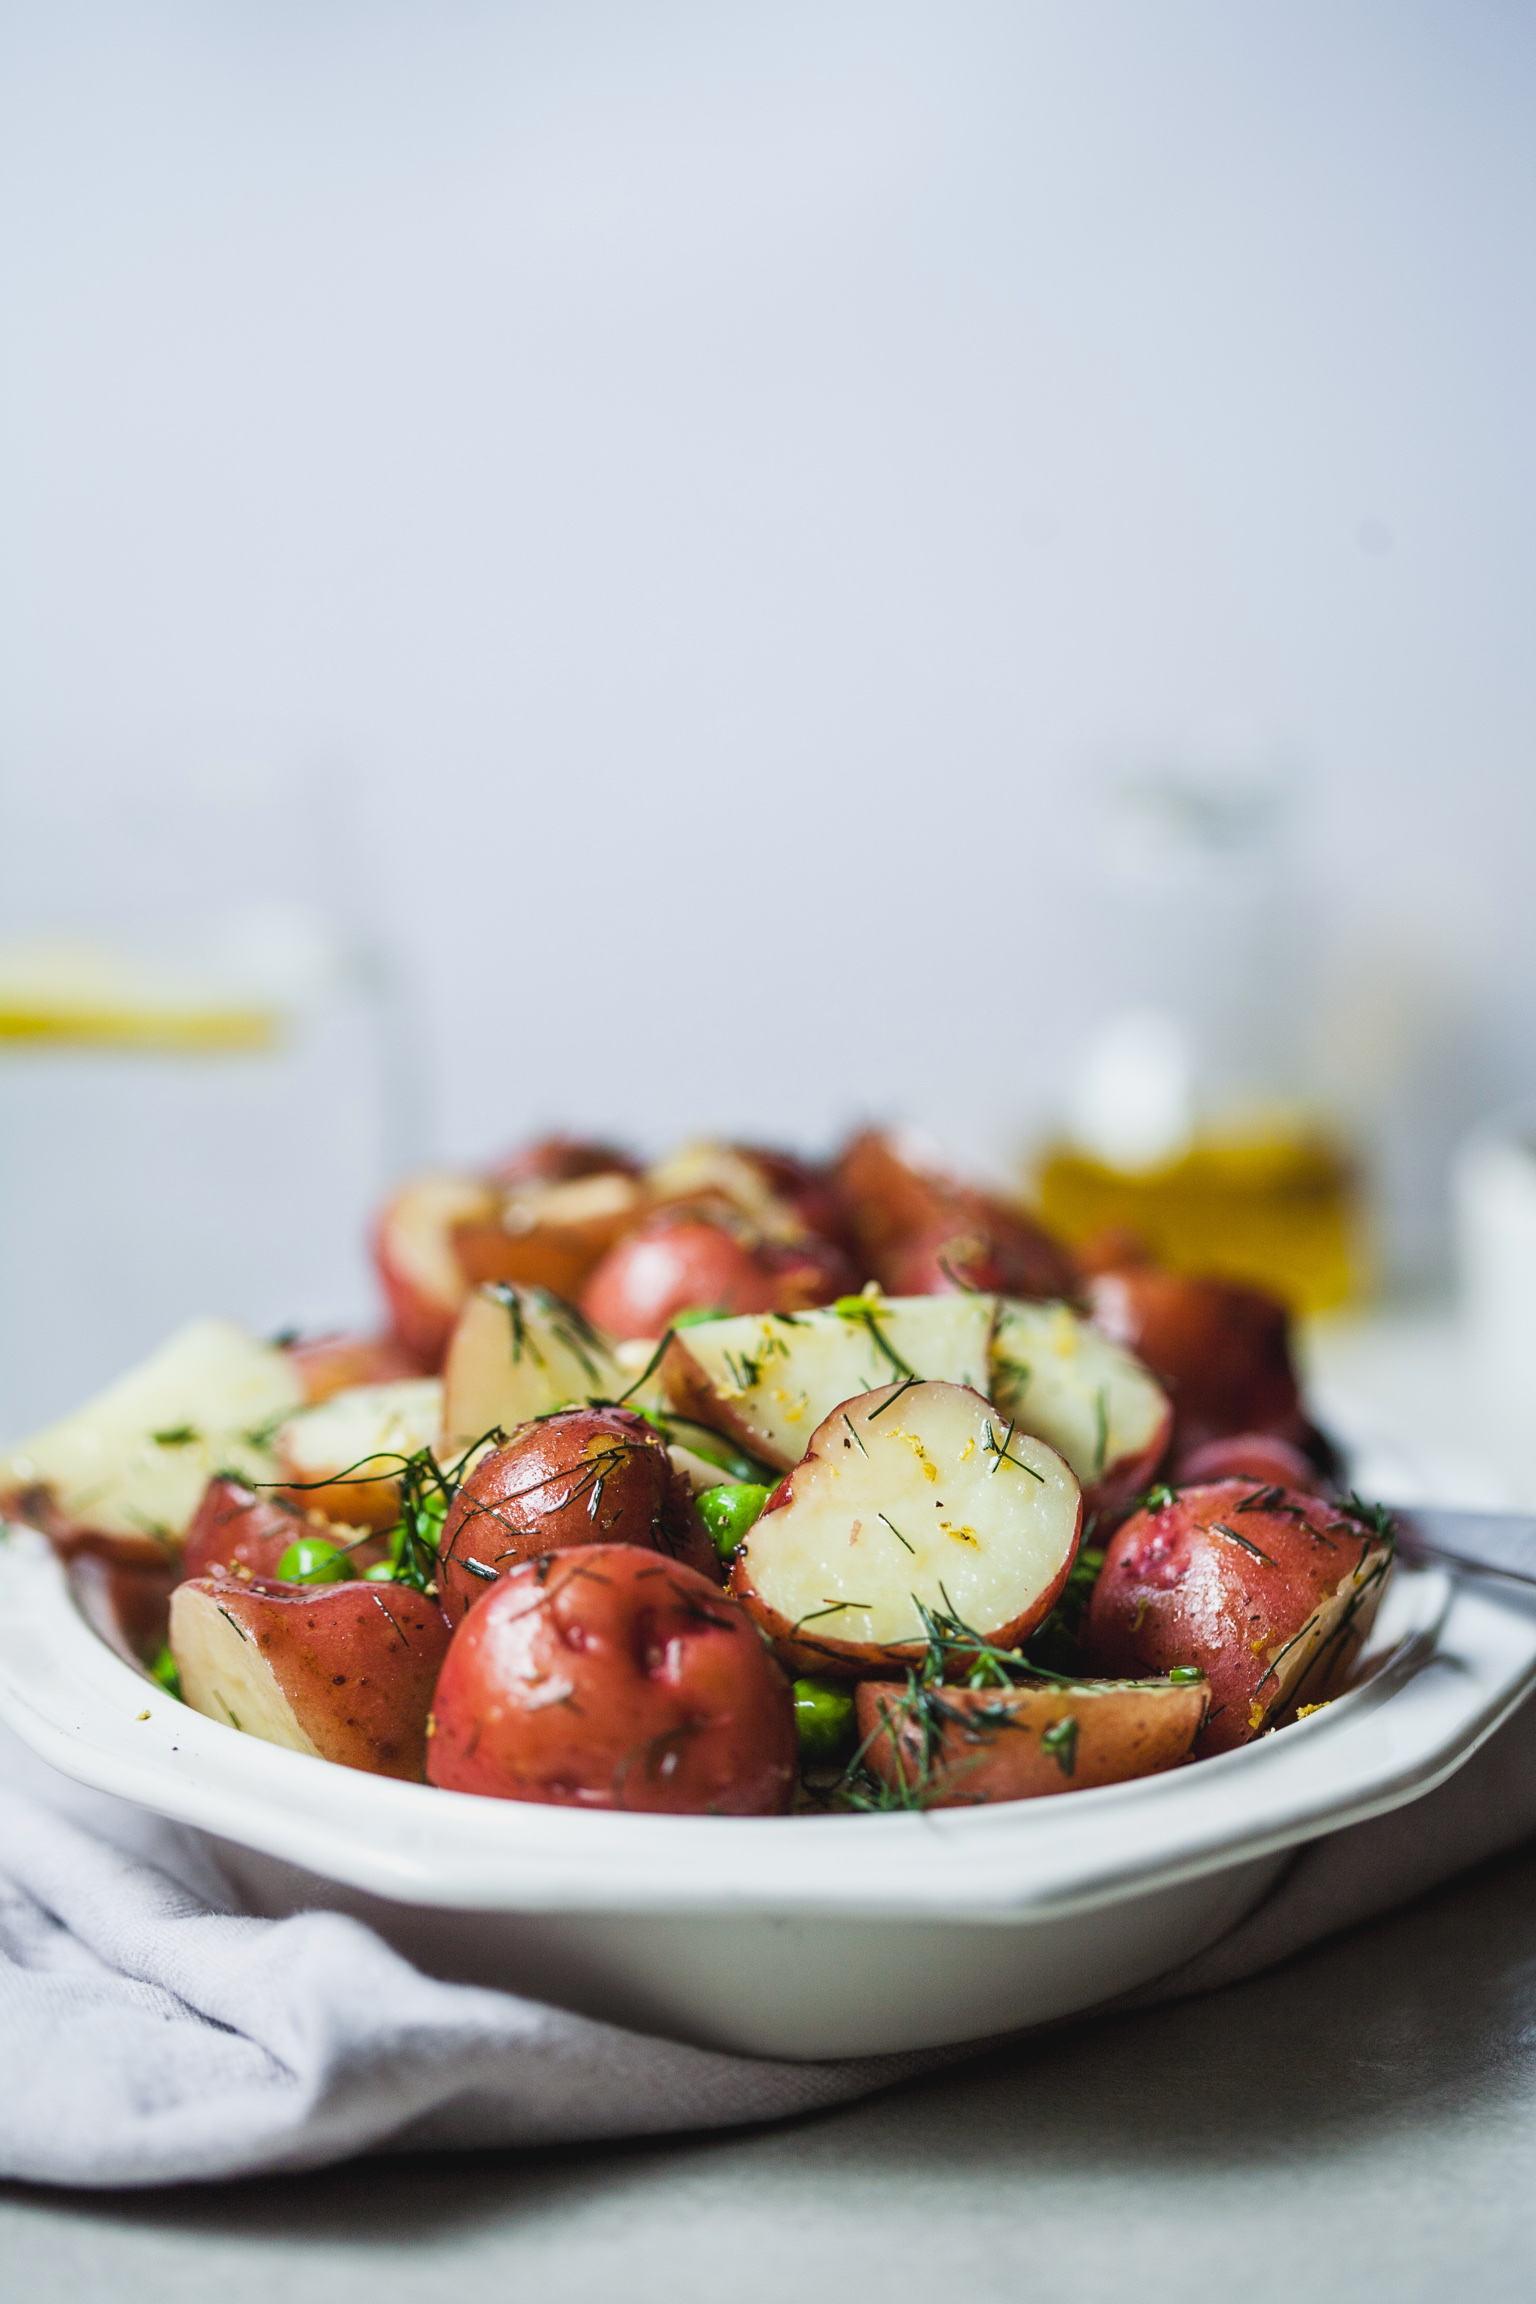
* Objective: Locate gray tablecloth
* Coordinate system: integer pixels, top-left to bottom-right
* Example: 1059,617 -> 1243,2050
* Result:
4,1694 -> 1536,2192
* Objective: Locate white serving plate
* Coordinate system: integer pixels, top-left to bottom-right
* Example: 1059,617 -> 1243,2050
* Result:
3,1523 -> 1535,2059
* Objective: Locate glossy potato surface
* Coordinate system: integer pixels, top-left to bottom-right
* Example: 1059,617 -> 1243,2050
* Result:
436,1405 -> 711,1622
580,1218 -> 848,1341
426,1544 -> 797,1813
1083,1480 -> 1394,1754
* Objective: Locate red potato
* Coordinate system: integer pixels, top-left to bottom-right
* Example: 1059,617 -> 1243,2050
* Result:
490,1136 -> 642,1189
1086,1266 -> 1306,1457
731,1381 -> 1082,1678
1083,1480 -> 1395,1755
645,1140 -> 853,1258
834,1130 -> 1079,1302
180,1474 -> 382,1583
426,1544 -> 797,1814
284,1331 -> 430,1406
453,1169 -> 648,1301
854,1673 -> 1209,1806
733,1146 -> 854,1257
436,1405 -> 712,1624
1172,1431 -> 1329,1495
275,1377 -> 443,1532
372,1171 -> 501,1366
580,1215 -> 852,1342
170,1575 -> 451,1778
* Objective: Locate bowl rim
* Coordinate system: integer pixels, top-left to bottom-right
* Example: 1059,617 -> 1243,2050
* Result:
3,1522 -> 1534,1925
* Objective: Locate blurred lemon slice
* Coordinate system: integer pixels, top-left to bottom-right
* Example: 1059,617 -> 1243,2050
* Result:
0,941 -> 278,1052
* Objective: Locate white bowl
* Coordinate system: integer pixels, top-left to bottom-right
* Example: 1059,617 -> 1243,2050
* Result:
3,1525 -> 1534,2059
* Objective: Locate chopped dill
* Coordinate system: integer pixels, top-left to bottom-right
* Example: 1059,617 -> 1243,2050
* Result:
1040,1715 -> 1079,1777
1211,1521 -> 1279,1569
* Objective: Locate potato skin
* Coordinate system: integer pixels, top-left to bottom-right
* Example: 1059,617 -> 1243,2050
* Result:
1171,1431 -> 1328,1494
180,1474 -> 377,1583
854,1675 -> 1208,1805
834,1130 -> 1079,1301
1083,1480 -> 1393,1755
284,1331 -> 429,1405
1086,1267 -> 1305,1456
426,1544 -> 798,1813
372,1172 -> 500,1366
489,1136 -> 641,1189
580,1216 -> 850,1340
172,1574 -> 451,1779
436,1405 -> 713,1623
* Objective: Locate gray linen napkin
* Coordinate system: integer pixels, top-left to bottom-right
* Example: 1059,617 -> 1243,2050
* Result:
4,1695 -> 1536,2193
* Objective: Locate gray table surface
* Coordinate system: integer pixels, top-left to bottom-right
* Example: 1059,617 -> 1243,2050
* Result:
3,1838 -> 1533,2304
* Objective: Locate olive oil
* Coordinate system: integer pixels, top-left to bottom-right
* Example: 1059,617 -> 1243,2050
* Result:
1034,1122 -> 1364,1315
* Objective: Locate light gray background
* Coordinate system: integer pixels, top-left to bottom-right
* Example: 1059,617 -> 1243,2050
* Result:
3,4 -> 1532,1176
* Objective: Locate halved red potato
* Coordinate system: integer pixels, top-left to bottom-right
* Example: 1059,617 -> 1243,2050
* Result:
989,1299 -> 1171,1513
661,1293 -> 995,1471
453,1169 -> 648,1299
1086,1266 -> 1306,1457
1083,1480 -> 1394,1754
580,1215 -> 851,1342
854,1672 -> 1208,1806
439,1283 -> 623,1453
834,1130 -> 1079,1301
275,1377 -> 443,1531
0,1318 -> 304,1567
283,1330 -> 429,1406
730,1381 -> 1082,1678
169,1575 -> 451,1778
643,1140 -> 853,1259
436,1405 -> 712,1622
180,1474 -> 380,1583
371,1171 -> 500,1366
426,1544 -> 797,1813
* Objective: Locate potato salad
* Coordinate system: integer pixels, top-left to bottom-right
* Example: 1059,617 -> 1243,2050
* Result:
0,1129 -> 1392,1815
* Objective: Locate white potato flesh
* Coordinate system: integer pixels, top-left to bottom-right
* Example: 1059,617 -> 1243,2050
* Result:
666,1444 -> 737,1494
0,1318 -> 303,1545
739,1380 -> 1081,1648
279,1378 -> 443,1483
665,1294 -> 997,1470
169,1582 -> 319,1753
440,1283 -> 623,1448
989,1299 -> 1169,1494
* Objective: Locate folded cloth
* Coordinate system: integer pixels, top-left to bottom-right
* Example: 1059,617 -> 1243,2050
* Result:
4,1697 -> 1536,2192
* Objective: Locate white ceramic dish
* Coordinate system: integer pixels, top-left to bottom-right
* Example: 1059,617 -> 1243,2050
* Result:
4,1523 -> 1535,2058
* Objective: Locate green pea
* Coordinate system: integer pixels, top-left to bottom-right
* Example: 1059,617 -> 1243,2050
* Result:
148,1642 -> 182,1699
793,1677 -> 856,1762
696,1480 -> 771,1563
276,1534 -> 353,1584
362,1560 -> 399,1583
